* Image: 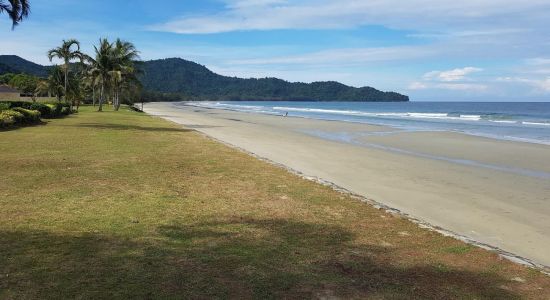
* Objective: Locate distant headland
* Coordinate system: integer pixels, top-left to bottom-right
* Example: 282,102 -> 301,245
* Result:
0,55 -> 409,102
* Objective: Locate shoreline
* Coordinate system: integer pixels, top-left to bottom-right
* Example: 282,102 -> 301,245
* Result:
183,101 -> 550,146
189,122 -> 550,273
142,102 -> 550,271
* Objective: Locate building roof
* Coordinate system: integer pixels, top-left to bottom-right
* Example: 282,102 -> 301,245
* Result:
0,85 -> 19,93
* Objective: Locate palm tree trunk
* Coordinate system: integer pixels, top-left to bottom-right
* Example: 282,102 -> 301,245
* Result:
98,84 -> 104,112
92,86 -> 96,107
114,86 -> 120,111
64,60 -> 69,108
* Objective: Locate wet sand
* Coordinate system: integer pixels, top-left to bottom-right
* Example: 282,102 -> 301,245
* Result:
143,102 -> 550,268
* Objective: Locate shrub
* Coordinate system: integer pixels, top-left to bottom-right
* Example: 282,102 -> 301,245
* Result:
1,109 -> 24,123
3,101 -> 31,109
0,112 -> 16,128
0,101 -> 72,119
29,102 -> 52,117
61,106 -> 71,115
0,102 -> 9,111
45,103 -> 63,117
12,107 -> 41,123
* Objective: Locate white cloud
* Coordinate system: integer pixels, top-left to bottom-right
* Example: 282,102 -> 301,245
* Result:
436,83 -> 488,91
408,81 -> 428,90
150,0 -> 550,34
497,76 -> 550,93
228,46 -> 435,66
423,67 -> 483,82
409,66 -> 486,91
408,82 -> 487,91
538,78 -> 550,92
525,58 -> 550,66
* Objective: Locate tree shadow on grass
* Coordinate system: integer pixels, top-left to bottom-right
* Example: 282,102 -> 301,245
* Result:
0,218 -> 519,299
69,123 -> 193,133
0,121 -> 48,132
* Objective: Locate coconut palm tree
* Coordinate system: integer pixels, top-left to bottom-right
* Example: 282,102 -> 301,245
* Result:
47,65 -> 65,102
90,38 -> 113,112
0,0 -> 30,28
89,38 -> 141,112
110,39 -> 140,111
47,39 -> 85,107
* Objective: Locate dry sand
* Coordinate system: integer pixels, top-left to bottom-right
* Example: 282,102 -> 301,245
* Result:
143,102 -> 550,268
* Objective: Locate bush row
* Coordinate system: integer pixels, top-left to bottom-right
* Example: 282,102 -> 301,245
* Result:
0,101 -> 72,119
0,107 -> 42,128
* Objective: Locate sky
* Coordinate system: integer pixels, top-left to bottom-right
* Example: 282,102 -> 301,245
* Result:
1,0 -> 550,101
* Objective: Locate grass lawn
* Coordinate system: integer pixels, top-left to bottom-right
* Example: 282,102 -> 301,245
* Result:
1,105 -> 549,299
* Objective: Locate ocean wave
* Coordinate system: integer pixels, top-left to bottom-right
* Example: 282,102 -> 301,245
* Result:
272,107 -> 487,121
522,121 -> 550,126
187,102 -> 550,128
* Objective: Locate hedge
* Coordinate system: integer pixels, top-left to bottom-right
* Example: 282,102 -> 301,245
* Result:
0,111 -> 16,128
0,110 -> 24,128
0,102 -> 9,111
12,107 -> 41,124
0,101 -> 72,118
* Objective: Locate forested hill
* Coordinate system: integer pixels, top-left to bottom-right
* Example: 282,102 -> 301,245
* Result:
0,55 -> 50,77
139,58 -> 409,102
0,55 -> 409,102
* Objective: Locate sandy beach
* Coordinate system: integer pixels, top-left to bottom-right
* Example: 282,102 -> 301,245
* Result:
143,102 -> 550,268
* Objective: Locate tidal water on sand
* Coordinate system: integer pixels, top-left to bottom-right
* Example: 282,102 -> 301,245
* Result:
185,101 -> 550,145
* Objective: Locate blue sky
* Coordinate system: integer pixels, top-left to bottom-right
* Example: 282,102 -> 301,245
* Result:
1,0 -> 550,101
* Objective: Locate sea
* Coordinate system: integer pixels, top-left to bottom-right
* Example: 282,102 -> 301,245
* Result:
185,101 -> 550,145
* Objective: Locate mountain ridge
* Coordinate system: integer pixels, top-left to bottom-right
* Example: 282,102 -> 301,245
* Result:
0,55 -> 409,102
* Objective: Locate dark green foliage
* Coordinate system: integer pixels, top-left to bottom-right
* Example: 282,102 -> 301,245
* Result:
44,103 -> 71,117
0,101 -> 71,119
12,107 -> 41,123
1,100 -> 29,108
0,111 -> 15,127
138,58 -> 409,102
0,72 -> 16,84
0,106 -> 41,128
0,102 -> 9,111
0,55 -> 50,77
0,55 -> 409,102
46,103 -> 62,116
8,73 -> 38,96
1,109 -> 24,123
29,102 -> 52,116
140,90 -> 184,102
61,106 -> 71,115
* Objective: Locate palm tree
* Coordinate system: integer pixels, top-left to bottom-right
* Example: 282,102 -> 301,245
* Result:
47,65 -> 65,102
90,38 -> 141,112
110,39 -> 140,111
0,0 -> 30,28
90,38 -> 113,112
47,39 -> 85,107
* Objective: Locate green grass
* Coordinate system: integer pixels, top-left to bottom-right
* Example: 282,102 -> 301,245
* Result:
1,105 -> 549,299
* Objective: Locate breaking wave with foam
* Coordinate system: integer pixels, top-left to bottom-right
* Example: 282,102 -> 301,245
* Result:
183,101 -> 550,145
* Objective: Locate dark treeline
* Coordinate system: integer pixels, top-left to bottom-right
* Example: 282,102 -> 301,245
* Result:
139,58 -> 409,102
1,56 -> 409,103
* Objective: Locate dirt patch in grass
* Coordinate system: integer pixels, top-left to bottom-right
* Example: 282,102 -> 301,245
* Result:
1,105 -> 549,299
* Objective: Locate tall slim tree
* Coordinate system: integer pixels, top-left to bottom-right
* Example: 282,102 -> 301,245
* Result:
111,38 -> 140,111
0,0 -> 29,28
47,65 -> 65,102
47,39 -> 85,108
90,38 -> 113,112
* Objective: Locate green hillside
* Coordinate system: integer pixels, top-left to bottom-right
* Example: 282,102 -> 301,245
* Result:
0,55 -> 409,102
139,58 -> 409,102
